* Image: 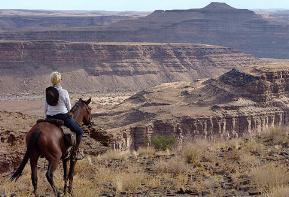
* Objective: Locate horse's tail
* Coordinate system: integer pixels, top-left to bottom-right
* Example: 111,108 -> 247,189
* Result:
10,130 -> 41,181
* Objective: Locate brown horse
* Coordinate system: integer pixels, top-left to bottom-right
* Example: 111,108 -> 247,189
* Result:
10,98 -> 92,196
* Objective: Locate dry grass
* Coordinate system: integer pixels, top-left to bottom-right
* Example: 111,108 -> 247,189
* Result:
76,158 -> 146,194
113,171 -> 146,193
251,163 -> 289,193
145,176 -> 162,188
238,151 -> 261,167
137,147 -> 156,158
180,139 -> 210,165
242,139 -> 266,154
0,162 -> 63,196
97,149 -> 129,161
266,186 -> 289,197
182,147 -> 201,165
154,157 -> 189,175
73,177 -> 101,196
263,127 -> 289,146
174,173 -> 188,189
2,127 -> 289,196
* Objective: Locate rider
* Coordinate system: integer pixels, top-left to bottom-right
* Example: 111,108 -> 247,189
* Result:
45,71 -> 84,160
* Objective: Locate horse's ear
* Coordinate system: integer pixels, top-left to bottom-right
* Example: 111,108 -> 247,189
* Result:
85,98 -> 91,105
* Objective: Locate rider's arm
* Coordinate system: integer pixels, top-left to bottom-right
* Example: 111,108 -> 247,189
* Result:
64,90 -> 72,112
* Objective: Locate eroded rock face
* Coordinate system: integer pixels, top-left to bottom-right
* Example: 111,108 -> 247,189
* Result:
96,64 -> 289,150
0,41 -> 259,95
1,3 -> 289,58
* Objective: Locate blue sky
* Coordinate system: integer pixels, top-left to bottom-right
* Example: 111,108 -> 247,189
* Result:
1,0 -> 289,11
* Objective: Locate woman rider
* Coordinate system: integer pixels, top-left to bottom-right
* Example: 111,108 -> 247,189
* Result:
45,71 -> 83,160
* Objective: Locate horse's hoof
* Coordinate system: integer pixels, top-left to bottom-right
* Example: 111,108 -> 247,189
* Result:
68,188 -> 73,196
33,191 -> 38,197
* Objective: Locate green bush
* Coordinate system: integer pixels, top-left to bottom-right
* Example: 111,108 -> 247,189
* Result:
151,135 -> 176,151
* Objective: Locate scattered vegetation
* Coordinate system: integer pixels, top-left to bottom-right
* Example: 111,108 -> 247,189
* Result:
2,127 -> 289,196
151,134 -> 176,151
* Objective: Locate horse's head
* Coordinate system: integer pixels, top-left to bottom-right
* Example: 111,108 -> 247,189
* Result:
70,98 -> 92,126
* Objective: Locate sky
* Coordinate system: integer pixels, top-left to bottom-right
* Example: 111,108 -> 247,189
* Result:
1,0 -> 289,11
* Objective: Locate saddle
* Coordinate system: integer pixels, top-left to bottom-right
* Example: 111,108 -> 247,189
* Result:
37,118 -> 76,147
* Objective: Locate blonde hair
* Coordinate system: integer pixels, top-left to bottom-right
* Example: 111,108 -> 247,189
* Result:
50,71 -> 62,86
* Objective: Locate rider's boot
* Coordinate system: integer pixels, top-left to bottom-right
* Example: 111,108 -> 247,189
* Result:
72,135 -> 84,160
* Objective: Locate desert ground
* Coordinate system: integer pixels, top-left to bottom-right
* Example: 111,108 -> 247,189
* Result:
1,112 -> 289,196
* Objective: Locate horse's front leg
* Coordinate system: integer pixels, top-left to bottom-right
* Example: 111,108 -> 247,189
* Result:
68,157 -> 77,194
62,158 -> 69,194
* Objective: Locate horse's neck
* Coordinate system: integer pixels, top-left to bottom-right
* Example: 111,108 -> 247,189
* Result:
71,110 -> 82,124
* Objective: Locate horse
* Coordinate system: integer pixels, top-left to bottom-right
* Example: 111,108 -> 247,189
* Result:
10,98 -> 92,196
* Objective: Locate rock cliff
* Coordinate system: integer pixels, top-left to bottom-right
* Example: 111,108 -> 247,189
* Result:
93,62 -> 289,150
0,41 -> 259,96
0,3 -> 289,58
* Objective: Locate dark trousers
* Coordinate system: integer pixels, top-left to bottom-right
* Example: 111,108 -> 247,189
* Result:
47,113 -> 83,137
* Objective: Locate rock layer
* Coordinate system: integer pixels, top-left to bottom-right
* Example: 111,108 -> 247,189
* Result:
1,3 -> 289,58
0,41 -> 259,95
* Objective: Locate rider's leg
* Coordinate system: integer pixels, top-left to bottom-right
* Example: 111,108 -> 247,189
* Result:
63,115 -> 84,159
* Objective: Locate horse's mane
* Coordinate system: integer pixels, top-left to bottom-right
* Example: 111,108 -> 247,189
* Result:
70,100 -> 82,113
70,99 -> 91,114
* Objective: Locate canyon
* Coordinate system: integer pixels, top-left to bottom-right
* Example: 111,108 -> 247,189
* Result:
91,62 -> 289,150
0,41 -> 259,96
0,3 -> 289,58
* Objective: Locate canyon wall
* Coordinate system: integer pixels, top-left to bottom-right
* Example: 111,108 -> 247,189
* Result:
0,3 -> 289,58
111,110 -> 288,150
0,41 -> 259,95
102,65 -> 289,150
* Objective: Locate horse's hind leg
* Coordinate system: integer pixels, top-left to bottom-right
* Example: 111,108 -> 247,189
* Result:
62,158 -> 69,194
30,153 -> 39,196
68,158 -> 77,194
46,159 -> 60,197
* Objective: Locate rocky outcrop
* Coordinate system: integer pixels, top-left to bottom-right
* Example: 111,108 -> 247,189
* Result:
1,3 -> 289,58
0,41 -> 259,95
93,64 -> 289,150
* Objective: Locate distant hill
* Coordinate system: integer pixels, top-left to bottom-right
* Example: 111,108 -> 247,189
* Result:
0,3 -> 289,58
0,9 -> 150,31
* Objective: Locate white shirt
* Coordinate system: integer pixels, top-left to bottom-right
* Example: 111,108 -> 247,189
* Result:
44,85 -> 71,117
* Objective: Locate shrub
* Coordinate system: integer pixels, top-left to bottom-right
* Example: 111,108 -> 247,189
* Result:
151,134 -> 176,151
183,147 -> 201,165
180,139 -> 210,165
